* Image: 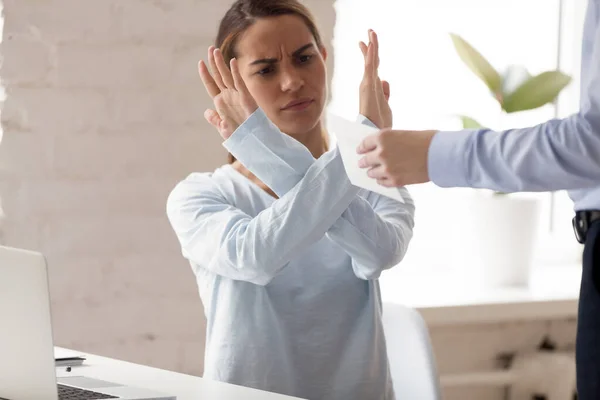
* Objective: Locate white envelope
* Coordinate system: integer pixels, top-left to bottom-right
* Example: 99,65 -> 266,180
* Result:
327,113 -> 405,203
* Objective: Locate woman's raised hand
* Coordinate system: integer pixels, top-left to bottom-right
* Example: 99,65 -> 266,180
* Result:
198,46 -> 258,139
358,30 -> 392,129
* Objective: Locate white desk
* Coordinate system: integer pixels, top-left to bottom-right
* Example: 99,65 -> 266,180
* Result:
54,347 -> 304,400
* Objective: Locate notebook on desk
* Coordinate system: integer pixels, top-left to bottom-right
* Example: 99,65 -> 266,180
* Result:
54,348 -> 86,367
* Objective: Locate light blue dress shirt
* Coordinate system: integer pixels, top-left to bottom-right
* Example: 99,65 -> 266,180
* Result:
429,0 -> 600,211
166,109 -> 415,400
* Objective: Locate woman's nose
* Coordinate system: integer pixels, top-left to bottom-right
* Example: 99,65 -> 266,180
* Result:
280,68 -> 304,92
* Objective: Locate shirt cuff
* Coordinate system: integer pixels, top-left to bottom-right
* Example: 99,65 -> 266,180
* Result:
222,107 -> 312,197
222,107 -> 268,154
428,130 -> 473,188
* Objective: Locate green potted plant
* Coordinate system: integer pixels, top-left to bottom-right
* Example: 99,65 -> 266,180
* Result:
448,33 -> 572,287
450,33 -> 572,130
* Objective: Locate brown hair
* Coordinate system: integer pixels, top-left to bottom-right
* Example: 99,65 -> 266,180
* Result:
215,0 -> 326,164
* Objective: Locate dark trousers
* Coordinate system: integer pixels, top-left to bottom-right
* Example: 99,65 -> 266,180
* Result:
576,220 -> 600,398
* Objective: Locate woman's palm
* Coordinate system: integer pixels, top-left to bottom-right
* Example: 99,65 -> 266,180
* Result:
199,46 -> 258,140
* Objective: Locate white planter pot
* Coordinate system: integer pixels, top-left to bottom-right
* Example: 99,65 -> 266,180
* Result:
454,191 -> 543,287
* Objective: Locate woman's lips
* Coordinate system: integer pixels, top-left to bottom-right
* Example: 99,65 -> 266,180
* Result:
282,99 -> 314,111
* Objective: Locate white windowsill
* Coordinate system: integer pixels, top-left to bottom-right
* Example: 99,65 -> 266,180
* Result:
381,264 -> 581,326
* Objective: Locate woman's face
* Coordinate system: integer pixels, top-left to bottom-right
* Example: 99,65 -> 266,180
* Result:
235,15 -> 327,136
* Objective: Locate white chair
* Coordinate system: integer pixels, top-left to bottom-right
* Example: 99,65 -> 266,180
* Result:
382,303 -> 442,400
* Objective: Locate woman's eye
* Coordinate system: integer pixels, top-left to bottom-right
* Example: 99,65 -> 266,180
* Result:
298,54 -> 312,63
257,66 -> 274,76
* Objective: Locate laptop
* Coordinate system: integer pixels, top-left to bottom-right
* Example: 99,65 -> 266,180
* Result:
0,245 -> 176,400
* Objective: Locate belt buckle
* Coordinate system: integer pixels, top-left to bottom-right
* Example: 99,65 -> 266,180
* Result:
573,212 -> 588,244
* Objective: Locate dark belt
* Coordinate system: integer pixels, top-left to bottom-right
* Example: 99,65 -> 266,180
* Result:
572,210 -> 600,244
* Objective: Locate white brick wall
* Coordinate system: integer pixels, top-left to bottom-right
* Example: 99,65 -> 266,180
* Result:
0,0 -> 335,376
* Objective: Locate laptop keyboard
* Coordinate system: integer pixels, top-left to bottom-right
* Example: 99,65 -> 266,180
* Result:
58,384 -> 118,400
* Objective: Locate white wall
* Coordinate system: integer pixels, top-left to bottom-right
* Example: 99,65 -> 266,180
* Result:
0,0 -> 335,375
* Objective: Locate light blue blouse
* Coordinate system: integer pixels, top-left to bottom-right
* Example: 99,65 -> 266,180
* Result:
166,109 -> 415,400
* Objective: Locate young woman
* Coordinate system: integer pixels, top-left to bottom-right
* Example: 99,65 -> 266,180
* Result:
166,1 -> 414,399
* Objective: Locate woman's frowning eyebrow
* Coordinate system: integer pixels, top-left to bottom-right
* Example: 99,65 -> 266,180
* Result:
249,43 -> 315,66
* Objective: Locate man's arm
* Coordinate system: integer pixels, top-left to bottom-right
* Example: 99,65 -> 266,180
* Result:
430,18 -> 600,192
429,112 -> 600,192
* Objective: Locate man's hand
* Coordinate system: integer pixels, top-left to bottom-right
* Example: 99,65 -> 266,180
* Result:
357,129 -> 438,187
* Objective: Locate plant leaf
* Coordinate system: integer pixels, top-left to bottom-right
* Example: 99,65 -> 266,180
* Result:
450,33 -> 502,95
502,71 -> 572,113
459,115 -> 485,129
500,65 -> 531,98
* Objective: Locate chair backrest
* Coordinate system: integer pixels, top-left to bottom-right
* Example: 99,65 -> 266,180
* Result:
382,303 -> 442,400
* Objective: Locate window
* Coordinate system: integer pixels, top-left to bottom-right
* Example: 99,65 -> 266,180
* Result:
329,0 -> 586,272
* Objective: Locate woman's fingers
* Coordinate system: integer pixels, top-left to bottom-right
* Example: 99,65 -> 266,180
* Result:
205,108 -> 233,140
208,46 -> 226,90
204,108 -> 222,128
382,79 -> 390,101
368,42 -> 377,81
369,29 -> 380,69
213,48 -> 235,88
362,29 -> 382,81
362,42 -> 374,80
230,58 -> 249,95
198,61 -> 220,98
359,41 -> 368,60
